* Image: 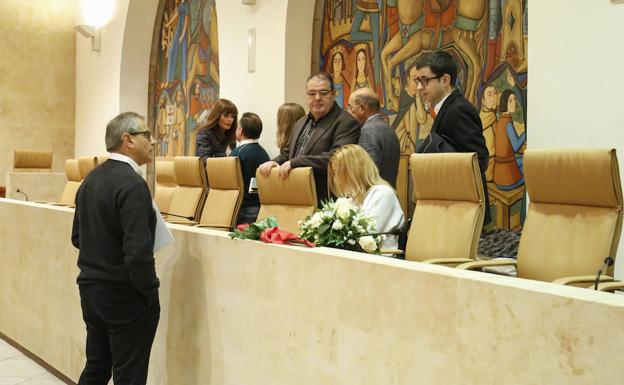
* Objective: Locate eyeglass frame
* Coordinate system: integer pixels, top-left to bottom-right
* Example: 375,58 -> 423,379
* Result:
416,74 -> 445,87
128,130 -> 152,140
306,89 -> 333,98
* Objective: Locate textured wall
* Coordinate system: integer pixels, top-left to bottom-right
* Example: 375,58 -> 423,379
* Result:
0,0 -> 76,183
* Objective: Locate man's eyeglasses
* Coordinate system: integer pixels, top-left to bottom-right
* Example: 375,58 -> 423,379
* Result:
416,75 -> 444,86
306,89 -> 332,98
129,131 -> 151,140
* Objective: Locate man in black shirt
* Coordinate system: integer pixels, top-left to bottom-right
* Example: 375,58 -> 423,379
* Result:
72,111 -> 159,385
258,72 -> 360,204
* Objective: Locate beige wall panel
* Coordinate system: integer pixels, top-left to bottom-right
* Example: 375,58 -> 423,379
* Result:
0,0 -> 76,183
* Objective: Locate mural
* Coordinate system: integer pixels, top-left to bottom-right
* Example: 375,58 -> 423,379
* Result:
152,0 -> 219,156
318,0 -> 528,231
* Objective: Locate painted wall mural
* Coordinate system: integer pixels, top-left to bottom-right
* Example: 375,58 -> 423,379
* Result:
318,0 -> 528,230
152,0 -> 219,157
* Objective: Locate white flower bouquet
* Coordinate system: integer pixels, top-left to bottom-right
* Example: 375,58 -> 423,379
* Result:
299,198 -> 384,254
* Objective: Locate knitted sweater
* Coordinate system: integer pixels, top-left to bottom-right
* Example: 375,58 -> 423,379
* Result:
71,160 -> 159,305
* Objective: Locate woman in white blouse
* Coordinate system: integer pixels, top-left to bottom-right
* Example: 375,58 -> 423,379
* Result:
328,145 -> 405,251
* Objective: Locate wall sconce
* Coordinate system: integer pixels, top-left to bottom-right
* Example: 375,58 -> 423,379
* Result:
75,25 -> 102,52
248,28 -> 256,73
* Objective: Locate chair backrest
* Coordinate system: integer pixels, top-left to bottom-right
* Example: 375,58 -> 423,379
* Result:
518,148 -> 623,281
13,150 -> 53,171
256,167 -> 317,233
406,153 -> 485,262
154,158 -> 178,213
167,157 -> 207,221
198,157 -> 244,229
77,156 -> 98,179
58,159 -> 82,205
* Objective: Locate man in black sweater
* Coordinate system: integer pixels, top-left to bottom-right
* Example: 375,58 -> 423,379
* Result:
71,112 -> 159,385
230,112 -> 270,224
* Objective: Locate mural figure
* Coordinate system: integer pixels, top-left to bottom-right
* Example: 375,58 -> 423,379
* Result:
380,0 -> 487,109
479,83 -> 497,181
327,45 -> 351,109
350,0 -> 382,85
391,64 -> 432,154
494,88 -> 525,191
352,44 -> 376,92
166,0 -> 190,82
152,0 -> 219,156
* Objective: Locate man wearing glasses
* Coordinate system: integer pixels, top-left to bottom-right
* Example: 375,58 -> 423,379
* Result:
259,72 -> 360,204
72,112 -> 160,385
415,51 -> 491,225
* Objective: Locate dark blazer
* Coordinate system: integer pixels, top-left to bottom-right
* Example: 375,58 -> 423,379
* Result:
425,88 -> 491,225
196,128 -> 234,158
72,160 -> 159,305
273,102 -> 360,203
358,114 -> 400,188
429,89 -> 489,172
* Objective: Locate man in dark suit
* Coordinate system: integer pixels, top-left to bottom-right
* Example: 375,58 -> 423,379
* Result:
72,112 -> 160,385
347,88 -> 400,187
415,51 -> 491,225
258,72 -> 360,203
230,112 -> 270,224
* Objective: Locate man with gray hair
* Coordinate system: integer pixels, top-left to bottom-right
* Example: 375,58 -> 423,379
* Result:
72,111 -> 159,385
347,88 -> 400,187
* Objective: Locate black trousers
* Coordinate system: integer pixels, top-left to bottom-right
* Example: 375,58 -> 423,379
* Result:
78,283 -> 160,385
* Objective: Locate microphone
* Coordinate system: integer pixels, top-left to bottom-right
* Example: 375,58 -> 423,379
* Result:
160,211 -> 195,221
16,189 -> 29,201
594,256 -> 615,290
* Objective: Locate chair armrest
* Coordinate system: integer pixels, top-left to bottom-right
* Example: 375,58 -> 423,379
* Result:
456,258 -> 517,271
165,219 -> 198,225
422,257 -> 474,266
380,249 -> 404,255
595,281 -> 624,292
552,275 -> 615,286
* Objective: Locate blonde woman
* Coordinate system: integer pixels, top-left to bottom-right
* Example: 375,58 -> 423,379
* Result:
328,144 -> 405,251
276,103 -> 305,152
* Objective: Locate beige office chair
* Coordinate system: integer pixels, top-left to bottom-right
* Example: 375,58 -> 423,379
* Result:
165,157 -> 207,223
256,167 -> 317,233
13,150 -> 53,172
398,153 -> 485,265
194,157 -> 244,230
77,156 -> 98,179
154,157 -> 178,214
458,148 -> 623,286
47,159 -> 82,206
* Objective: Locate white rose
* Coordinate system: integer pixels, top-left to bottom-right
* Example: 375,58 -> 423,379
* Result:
336,206 -> 351,221
309,212 -> 324,228
347,239 -> 356,245
335,197 -> 354,209
358,236 -> 377,253
332,220 -> 343,230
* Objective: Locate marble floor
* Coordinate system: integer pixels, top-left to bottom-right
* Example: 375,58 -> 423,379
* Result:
0,338 -> 65,385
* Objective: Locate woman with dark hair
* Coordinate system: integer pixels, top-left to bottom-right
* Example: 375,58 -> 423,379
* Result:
195,98 -> 238,158
276,103 -> 305,152
493,89 -> 526,190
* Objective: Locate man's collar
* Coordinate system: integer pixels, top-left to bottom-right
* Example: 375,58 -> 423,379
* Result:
434,90 -> 454,115
108,152 -> 142,176
365,113 -> 383,124
237,139 -> 259,146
